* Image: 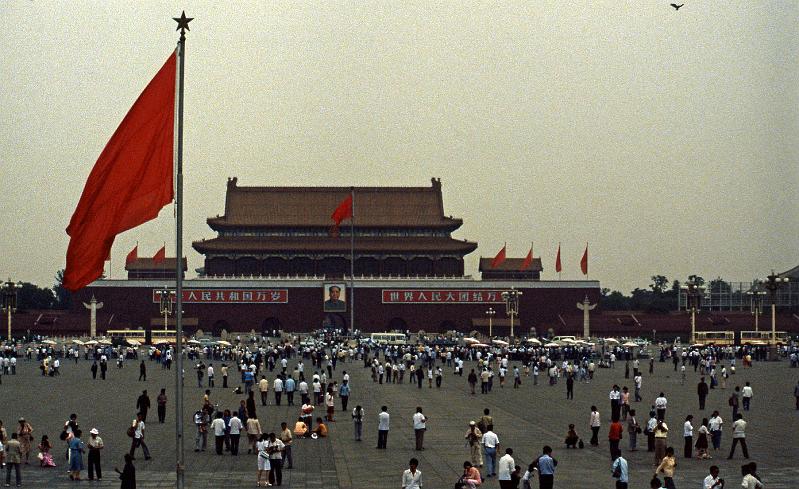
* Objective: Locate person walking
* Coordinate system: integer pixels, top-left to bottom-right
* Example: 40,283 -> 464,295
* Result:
727,413 -> 749,459
609,385 -> 621,420
683,415 -> 694,459
258,376 -> 269,406
338,380 -> 350,411
255,434 -> 271,487
741,382 -> 753,411
193,409 -> 209,452
138,360 -> 146,381
246,415 -> 262,455
536,446 -> 557,489
627,409 -> 640,451
68,429 -> 86,481
412,407 -> 427,451
114,454 -> 136,489
86,428 -> 104,481
401,458 -> 422,489
655,393 -> 668,421
352,405 -> 364,441
156,389 -> 167,424
229,411 -> 243,456
708,411 -> 723,452
654,446 -> 677,489
653,419 -> 669,466
590,406 -> 601,446
266,432 -> 285,486
482,425 -> 500,478
5,433 -> 22,487
376,406 -> 389,449
498,448 -> 515,489
695,418 -> 710,459
697,378 -> 709,410
135,391 -> 150,423
465,421 -> 483,468
609,416 -> 624,460
703,465 -> 724,489
129,413 -> 151,461
611,454 -> 629,489
16,418 -> 33,465
279,422 -> 293,470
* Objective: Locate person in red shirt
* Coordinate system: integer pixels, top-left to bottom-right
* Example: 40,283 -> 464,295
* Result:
608,416 -> 624,460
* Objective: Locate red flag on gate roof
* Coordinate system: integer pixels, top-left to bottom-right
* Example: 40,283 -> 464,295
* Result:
520,245 -> 533,271
555,243 -> 562,273
152,245 -> 166,265
580,243 -> 588,275
490,244 -> 506,269
331,194 -> 353,228
125,244 -> 138,265
64,52 -> 177,291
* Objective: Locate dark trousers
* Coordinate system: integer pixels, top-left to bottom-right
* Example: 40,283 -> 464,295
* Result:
616,482 -> 628,489
684,436 -> 692,458
340,395 -> 349,411
215,435 -> 224,455
269,458 -> 283,485
5,463 -> 20,486
377,430 -> 388,448
699,396 -> 706,410
611,400 -> 620,420
88,449 -> 102,479
656,409 -> 666,421
647,433 -> 655,451
158,405 -> 166,423
130,438 -> 150,459
223,375 -> 228,388
500,481 -> 514,489
609,439 -> 621,459
539,474 -> 554,489
728,438 -> 749,458
742,397 -> 751,411
261,391 -> 268,406
230,434 -> 240,455
415,429 -> 425,450
275,391 -> 282,405
590,426 -> 600,445
287,391 -> 294,405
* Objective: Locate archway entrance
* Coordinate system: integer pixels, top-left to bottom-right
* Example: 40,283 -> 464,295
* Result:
322,313 -> 347,332
388,317 -> 408,332
261,317 -> 281,336
211,320 -> 230,338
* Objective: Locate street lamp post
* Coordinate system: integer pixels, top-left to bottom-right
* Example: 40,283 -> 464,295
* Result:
746,290 -> 766,332
763,271 -> 789,346
501,288 -> 522,338
1,279 -> 22,341
159,286 -> 175,331
681,280 -> 704,344
485,308 -> 496,338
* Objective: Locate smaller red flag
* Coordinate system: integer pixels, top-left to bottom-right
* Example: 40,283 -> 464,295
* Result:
555,244 -> 562,273
491,244 -> 507,269
331,195 -> 353,227
520,246 -> 533,271
125,244 -> 138,265
580,244 -> 588,275
153,245 -> 166,264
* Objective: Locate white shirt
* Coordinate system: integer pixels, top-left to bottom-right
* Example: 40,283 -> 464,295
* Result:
741,473 -> 763,489
229,416 -> 243,435
273,378 -> 283,392
412,412 -> 427,430
590,411 -> 601,427
709,416 -> 723,432
732,419 -> 747,438
683,421 -> 693,437
609,390 -> 620,400
207,366 -> 214,377
742,386 -> 753,398
655,396 -> 668,409
210,418 -> 226,436
378,411 -> 390,431
498,454 -> 515,480
703,475 -> 721,489
481,431 -> 499,448
401,469 -> 422,489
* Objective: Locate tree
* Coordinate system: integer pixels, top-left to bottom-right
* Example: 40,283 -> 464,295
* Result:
649,275 -> 669,294
601,290 -> 631,310
687,274 -> 705,286
53,269 -> 72,310
16,282 -> 55,310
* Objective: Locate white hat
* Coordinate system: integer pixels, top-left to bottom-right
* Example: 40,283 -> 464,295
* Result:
311,433 -> 318,439
90,428 -> 99,435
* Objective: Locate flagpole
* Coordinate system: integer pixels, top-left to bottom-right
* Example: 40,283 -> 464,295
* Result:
173,11 -> 192,489
350,187 -> 355,333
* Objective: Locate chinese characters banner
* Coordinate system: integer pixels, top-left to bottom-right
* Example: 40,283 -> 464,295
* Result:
382,290 -> 505,304
152,289 -> 288,304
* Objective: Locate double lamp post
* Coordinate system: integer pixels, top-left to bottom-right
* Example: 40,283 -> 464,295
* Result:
2,279 -> 22,341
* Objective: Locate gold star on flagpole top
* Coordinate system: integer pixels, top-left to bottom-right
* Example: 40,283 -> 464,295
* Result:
173,11 -> 193,33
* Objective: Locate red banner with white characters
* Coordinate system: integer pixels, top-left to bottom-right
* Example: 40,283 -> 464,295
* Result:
382,290 -> 505,304
152,289 -> 288,304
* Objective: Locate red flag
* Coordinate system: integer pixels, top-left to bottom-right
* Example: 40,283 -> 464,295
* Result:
520,246 -> 533,271
153,245 -> 166,265
580,244 -> 588,275
125,245 -> 138,265
64,52 -> 177,291
491,244 -> 506,268
555,244 -> 562,273
331,194 -> 353,227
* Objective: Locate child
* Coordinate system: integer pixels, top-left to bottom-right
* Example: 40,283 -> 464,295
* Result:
522,463 -> 537,489
565,424 -> 579,448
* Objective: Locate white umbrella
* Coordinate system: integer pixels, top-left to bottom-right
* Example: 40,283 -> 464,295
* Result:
83,340 -> 98,345
471,343 -> 490,348
41,339 -> 57,345
127,339 -> 141,346
463,337 -> 480,344
98,339 -> 112,345
604,338 -> 619,344
622,341 -> 639,347
526,338 -> 541,345
492,339 -> 509,346
561,338 -> 577,344
187,339 -> 201,345
72,340 -> 84,345
216,340 -> 232,347
691,343 -> 704,348
544,342 -> 560,348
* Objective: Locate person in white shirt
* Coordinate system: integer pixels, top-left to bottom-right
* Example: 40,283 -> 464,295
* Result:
412,407 -> 427,451
589,406 -> 601,446
377,406 -> 390,449
401,458 -> 422,489
702,465 -> 724,489
741,382 -> 753,411
481,428 -> 500,477
255,433 -> 271,487
497,448 -> 515,487
655,393 -> 668,421
209,412 -> 227,455
228,413 -> 243,455
741,462 -> 763,489
727,414 -> 749,459
708,411 -> 723,451
273,377 -> 284,406
683,415 -> 694,459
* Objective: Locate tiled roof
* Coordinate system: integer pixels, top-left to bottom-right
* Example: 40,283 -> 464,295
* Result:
125,258 -> 188,271
207,177 -> 462,228
192,236 -> 477,254
478,257 -> 543,272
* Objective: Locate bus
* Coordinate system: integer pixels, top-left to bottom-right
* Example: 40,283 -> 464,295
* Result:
370,332 -> 407,346
739,330 -> 789,345
106,329 -> 186,345
693,331 -> 735,346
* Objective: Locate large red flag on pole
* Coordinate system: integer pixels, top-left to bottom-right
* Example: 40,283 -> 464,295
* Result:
153,245 -> 166,265
491,243 -> 507,269
555,243 -> 562,273
63,52 -> 177,291
580,243 -> 588,275
125,244 -> 139,265
520,244 -> 533,271
331,194 -> 353,227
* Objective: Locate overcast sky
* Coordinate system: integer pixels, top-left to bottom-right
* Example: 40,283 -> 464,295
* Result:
1,1 -> 797,293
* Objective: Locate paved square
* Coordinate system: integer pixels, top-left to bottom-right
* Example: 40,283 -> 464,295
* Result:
1,352 -> 798,488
